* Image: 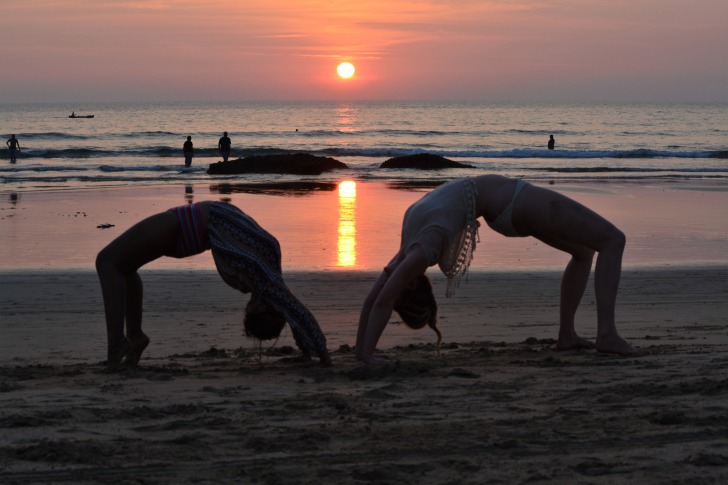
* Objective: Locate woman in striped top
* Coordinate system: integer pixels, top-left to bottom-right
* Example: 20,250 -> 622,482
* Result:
96,201 -> 331,371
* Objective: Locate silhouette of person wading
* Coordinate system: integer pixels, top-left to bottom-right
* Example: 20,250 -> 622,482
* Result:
6,135 -> 21,163
183,136 -> 194,167
218,132 -> 232,162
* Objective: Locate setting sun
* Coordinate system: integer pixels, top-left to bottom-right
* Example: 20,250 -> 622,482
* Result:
337,62 -> 355,79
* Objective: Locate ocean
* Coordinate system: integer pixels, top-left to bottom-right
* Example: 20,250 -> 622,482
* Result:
1,101 -> 726,192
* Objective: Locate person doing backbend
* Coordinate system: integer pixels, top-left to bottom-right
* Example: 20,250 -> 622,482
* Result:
356,174 -> 640,364
96,201 -> 331,370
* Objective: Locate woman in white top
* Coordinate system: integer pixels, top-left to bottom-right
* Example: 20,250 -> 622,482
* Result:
356,175 -> 639,364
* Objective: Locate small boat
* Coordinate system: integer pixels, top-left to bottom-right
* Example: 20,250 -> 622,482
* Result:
69,114 -> 94,118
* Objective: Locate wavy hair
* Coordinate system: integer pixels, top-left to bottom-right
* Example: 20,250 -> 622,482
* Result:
393,274 -> 442,355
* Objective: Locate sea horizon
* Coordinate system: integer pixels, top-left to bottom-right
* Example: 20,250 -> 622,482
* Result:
2,100 -> 726,193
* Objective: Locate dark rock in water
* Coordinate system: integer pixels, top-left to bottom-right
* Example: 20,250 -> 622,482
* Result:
207,153 -> 347,175
380,153 -> 474,170
209,181 -> 338,196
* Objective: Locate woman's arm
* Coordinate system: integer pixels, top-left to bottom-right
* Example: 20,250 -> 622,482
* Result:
355,270 -> 390,361
356,247 -> 429,364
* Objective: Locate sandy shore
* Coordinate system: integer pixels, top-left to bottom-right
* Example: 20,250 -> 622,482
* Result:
1,267 -> 727,483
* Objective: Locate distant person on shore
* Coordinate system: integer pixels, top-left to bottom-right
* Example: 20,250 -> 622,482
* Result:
183,136 -> 194,167
548,135 -> 555,150
96,201 -> 332,371
356,175 -> 640,365
6,135 -> 20,163
218,131 -> 232,162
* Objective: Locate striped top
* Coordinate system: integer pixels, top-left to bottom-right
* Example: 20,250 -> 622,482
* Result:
168,202 -> 210,258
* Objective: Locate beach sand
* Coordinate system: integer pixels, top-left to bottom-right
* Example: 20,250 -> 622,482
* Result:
1,179 -> 727,482
1,267 -> 727,483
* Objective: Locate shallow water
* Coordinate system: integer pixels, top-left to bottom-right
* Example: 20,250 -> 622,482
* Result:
1,180 -> 726,271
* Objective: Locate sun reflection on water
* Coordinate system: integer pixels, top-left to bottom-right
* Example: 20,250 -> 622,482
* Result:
337,180 -> 357,267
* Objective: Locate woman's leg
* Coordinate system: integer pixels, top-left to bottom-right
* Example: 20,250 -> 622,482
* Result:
123,272 -> 143,337
123,272 -> 150,365
96,254 -> 132,369
591,224 -> 629,353
514,186 -> 638,355
561,249 -> 595,339
530,233 -> 596,350
95,211 -> 179,369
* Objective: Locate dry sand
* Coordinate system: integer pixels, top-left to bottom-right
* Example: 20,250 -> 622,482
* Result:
1,266 -> 727,483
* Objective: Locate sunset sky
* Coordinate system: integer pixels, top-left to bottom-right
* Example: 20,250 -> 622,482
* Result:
1,0 -> 726,103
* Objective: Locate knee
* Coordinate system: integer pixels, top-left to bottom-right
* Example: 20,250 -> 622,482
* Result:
597,227 -> 626,257
608,228 -> 626,252
95,247 -> 117,275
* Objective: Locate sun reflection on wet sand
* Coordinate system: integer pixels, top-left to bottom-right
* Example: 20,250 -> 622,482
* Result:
337,181 -> 357,267
0,182 -> 726,271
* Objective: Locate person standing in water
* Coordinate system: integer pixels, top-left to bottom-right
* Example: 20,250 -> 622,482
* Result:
548,135 -> 555,150
183,136 -> 194,167
6,135 -> 20,163
218,132 -> 232,162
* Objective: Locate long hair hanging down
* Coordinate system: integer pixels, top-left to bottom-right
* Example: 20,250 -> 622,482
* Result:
244,295 -> 286,341
393,274 -> 442,355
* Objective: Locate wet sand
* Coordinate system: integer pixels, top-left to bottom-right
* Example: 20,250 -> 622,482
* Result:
1,267 -> 727,483
1,179 -> 727,271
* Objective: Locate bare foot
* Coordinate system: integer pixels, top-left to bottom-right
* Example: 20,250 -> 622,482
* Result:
358,354 -> 390,365
125,333 -> 150,366
107,338 -> 131,371
556,335 -> 595,351
595,334 -> 643,356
